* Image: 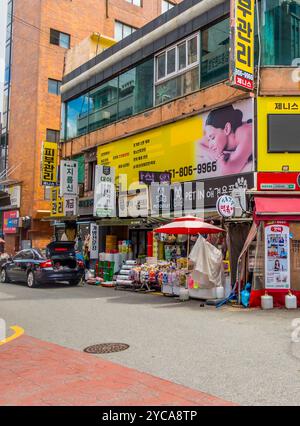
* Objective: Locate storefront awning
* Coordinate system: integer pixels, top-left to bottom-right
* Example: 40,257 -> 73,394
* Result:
255,197 -> 300,220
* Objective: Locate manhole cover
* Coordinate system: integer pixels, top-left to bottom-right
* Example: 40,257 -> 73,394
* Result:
83,343 -> 129,354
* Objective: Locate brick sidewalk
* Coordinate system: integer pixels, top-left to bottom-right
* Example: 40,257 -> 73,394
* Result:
0,335 -> 235,406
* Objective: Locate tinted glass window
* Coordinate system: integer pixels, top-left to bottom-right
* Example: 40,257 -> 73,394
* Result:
14,252 -> 24,260
23,250 -> 33,260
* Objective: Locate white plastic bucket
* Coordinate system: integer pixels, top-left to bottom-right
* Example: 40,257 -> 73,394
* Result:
261,294 -> 273,310
285,293 -> 297,309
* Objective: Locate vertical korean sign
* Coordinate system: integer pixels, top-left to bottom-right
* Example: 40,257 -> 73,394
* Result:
90,223 -> 99,259
93,165 -> 116,217
230,0 -> 255,91
41,142 -> 58,186
265,222 -> 290,290
60,161 -> 78,197
50,187 -> 64,217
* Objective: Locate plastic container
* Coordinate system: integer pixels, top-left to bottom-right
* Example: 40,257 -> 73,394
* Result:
215,286 -> 225,300
261,293 -> 273,310
179,288 -> 190,301
285,292 -> 297,309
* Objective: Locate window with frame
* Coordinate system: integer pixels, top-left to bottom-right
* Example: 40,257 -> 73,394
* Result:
155,33 -> 200,105
126,0 -> 142,6
46,129 -> 60,143
115,21 -> 137,42
48,78 -> 62,95
50,29 -> 70,49
162,0 -> 174,14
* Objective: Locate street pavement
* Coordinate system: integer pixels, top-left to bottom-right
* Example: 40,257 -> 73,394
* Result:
1,281 -> 300,405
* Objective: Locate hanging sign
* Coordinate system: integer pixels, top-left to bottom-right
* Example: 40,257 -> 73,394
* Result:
216,195 -> 235,218
90,223 -> 99,259
229,0 -> 255,91
41,141 -> 58,186
93,165 -> 116,217
64,195 -> 78,217
50,187 -> 64,217
60,160 -> 78,197
265,222 -> 290,290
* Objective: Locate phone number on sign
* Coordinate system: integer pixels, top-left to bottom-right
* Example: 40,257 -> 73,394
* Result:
168,161 -> 217,178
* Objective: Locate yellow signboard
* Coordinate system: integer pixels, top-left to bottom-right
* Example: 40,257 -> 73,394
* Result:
41,141 -> 58,186
230,0 -> 255,91
50,187 -> 64,217
257,97 -> 300,171
97,99 -> 254,186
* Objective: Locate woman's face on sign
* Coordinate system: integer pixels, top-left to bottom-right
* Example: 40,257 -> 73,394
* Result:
205,124 -> 229,153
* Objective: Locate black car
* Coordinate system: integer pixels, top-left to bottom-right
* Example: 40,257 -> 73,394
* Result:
0,242 -> 85,288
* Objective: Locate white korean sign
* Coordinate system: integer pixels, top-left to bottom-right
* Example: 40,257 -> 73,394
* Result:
265,222 -> 290,290
93,165 -> 116,217
90,223 -> 99,259
64,195 -> 78,217
216,195 -> 235,218
60,160 -> 78,197
118,187 -> 149,218
5,185 -> 21,208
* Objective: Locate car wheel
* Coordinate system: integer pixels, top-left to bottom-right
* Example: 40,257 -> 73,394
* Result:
27,271 -> 39,288
0,268 -> 10,283
69,279 -> 81,286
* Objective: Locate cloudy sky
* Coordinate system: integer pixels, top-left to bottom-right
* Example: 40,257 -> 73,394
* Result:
0,0 -> 8,114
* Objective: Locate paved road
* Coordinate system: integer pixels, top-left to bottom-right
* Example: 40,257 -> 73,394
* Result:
1,281 -> 300,405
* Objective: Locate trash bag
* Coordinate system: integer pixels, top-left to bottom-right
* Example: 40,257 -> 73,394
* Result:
241,283 -> 251,308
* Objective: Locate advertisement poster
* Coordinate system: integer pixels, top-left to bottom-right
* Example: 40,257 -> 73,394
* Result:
41,141 -> 58,186
98,99 -> 253,185
3,210 -> 19,234
229,0 -> 255,91
93,165 -> 116,218
265,222 -> 290,290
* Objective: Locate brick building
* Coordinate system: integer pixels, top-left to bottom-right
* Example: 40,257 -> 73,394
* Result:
0,0 -> 180,254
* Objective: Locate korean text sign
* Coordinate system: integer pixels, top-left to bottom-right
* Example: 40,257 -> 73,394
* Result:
41,141 -> 58,186
50,187 -> 64,217
60,161 -> 78,197
257,97 -> 300,171
93,165 -> 116,218
230,0 -> 255,91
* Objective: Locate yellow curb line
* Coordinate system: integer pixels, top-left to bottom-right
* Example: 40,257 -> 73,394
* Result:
0,325 -> 24,346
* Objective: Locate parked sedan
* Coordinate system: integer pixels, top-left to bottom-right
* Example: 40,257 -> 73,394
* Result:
0,242 -> 85,288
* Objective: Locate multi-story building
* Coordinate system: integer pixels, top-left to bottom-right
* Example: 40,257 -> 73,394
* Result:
58,0 -> 300,293
0,0 -> 180,254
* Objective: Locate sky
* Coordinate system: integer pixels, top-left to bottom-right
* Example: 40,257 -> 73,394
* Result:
0,0 -> 8,114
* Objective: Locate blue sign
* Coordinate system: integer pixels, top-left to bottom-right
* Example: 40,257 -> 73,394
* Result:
7,218 -> 19,228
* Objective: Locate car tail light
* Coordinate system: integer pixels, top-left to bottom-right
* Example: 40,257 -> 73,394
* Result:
77,260 -> 84,269
40,260 -> 53,268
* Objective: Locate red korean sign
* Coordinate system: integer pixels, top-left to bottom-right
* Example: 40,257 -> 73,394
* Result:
257,172 -> 300,191
3,210 -> 19,234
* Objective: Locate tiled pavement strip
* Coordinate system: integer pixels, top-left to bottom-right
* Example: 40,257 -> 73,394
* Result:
0,334 -> 236,406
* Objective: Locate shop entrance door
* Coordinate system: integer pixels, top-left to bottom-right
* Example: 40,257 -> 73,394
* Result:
129,229 -> 148,260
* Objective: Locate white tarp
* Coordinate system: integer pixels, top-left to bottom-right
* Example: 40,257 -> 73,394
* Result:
189,236 -> 224,288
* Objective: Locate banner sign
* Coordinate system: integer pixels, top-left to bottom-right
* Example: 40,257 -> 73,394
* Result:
98,99 -> 254,185
90,223 -> 99,259
230,0 -> 255,91
3,210 -> 19,234
51,187 -> 64,217
119,187 -> 149,218
60,161 -> 78,197
265,222 -> 290,290
64,195 -> 78,217
93,165 -> 116,218
41,141 -> 58,186
216,195 -> 235,218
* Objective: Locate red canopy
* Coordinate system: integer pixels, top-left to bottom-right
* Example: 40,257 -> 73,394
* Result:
154,216 -> 224,235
